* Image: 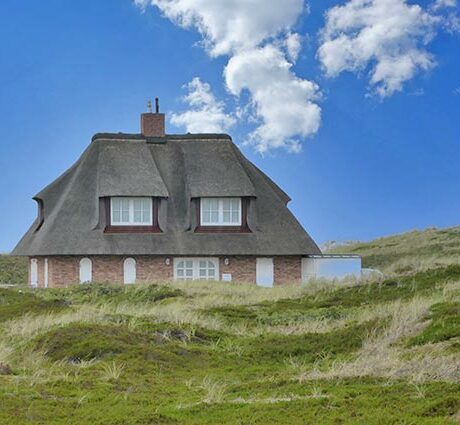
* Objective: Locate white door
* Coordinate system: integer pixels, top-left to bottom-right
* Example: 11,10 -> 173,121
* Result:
256,258 -> 274,287
44,258 -> 49,288
124,258 -> 136,284
79,258 -> 92,284
30,259 -> 38,287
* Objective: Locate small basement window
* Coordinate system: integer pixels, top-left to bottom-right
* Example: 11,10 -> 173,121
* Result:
111,197 -> 152,226
200,198 -> 241,226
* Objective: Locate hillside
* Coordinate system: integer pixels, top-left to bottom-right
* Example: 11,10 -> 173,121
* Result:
0,254 -> 27,285
0,227 -> 459,424
327,225 -> 460,274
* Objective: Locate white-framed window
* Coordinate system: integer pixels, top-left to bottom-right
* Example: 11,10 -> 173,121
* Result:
174,258 -> 219,281
200,198 -> 241,226
111,197 -> 152,226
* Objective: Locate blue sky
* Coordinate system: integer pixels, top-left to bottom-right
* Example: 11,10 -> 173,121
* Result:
0,0 -> 459,252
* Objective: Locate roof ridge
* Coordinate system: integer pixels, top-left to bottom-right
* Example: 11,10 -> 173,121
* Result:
91,133 -> 233,142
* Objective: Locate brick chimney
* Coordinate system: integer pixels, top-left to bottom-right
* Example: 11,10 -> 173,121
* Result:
141,97 -> 165,137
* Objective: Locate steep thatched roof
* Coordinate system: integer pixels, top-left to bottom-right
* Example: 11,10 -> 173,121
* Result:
13,133 -> 321,256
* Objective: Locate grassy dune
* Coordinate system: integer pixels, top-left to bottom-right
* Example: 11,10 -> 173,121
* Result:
0,226 -> 459,424
0,254 -> 27,285
327,225 -> 460,274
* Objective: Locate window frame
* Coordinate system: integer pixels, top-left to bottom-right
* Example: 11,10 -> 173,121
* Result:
196,197 -> 251,233
173,257 -> 220,281
200,198 -> 242,226
104,197 -> 161,233
110,197 -> 153,226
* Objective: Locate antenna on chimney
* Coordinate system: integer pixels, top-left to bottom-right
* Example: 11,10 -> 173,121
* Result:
147,99 -> 152,113
155,97 -> 160,114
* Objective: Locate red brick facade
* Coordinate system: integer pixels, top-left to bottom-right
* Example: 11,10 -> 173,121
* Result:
28,255 -> 303,287
274,256 -> 302,285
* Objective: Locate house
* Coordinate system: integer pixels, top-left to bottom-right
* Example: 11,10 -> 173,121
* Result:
13,101 -> 360,287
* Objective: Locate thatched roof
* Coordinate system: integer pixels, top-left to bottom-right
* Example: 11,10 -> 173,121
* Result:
13,133 -> 321,256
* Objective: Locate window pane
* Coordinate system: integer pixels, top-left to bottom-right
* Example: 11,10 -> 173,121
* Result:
202,211 -> 211,223
186,261 -> 193,268
202,198 -> 219,224
112,199 -> 121,224
133,199 -> 142,211
112,210 -> 121,223
121,199 -> 129,222
210,211 -> 219,222
112,199 -> 121,211
142,199 -> 151,223
223,211 -> 231,222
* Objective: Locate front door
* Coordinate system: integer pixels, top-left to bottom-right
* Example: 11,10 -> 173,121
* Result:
256,258 -> 274,287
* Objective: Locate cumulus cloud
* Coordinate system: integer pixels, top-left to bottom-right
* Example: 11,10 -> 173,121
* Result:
136,0 -> 321,153
225,45 -> 321,153
170,77 -> 235,133
318,0 -> 443,97
136,0 -> 304,56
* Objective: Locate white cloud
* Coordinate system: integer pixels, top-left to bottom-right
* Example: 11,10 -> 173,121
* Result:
443,11 -> 460,33
136,0 -> 321,153
284,32 -> 303,63
318,0 -> 442,97
225,45 -> 321,153
431,0 -> 457,11
137,0 -> 304,56
170,77 -> 235,133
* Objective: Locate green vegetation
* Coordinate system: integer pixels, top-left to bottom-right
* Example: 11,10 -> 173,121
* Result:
327,225 -> 460,274
0,254 -> 27,285
408,302 -> 460,350
0,225 -> 459,423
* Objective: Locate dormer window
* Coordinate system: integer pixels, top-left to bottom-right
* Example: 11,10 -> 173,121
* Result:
111,197 -> 152,225
196,197 -> 250,233
200,198 -> 241,226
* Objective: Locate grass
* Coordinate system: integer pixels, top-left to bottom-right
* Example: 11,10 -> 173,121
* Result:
326,224 -> 460,274
0,225 -> 459,423
407,301 -> 460,349
0,255 -> 27,285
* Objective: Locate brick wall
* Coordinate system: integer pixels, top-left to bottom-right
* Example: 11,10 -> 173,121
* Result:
50,256 -> 78,287
219,256 -> 256,284
136,256 -> 172,282
28,255 -> 303,287
274,256 -> 302,285
92,256 -> 123,284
